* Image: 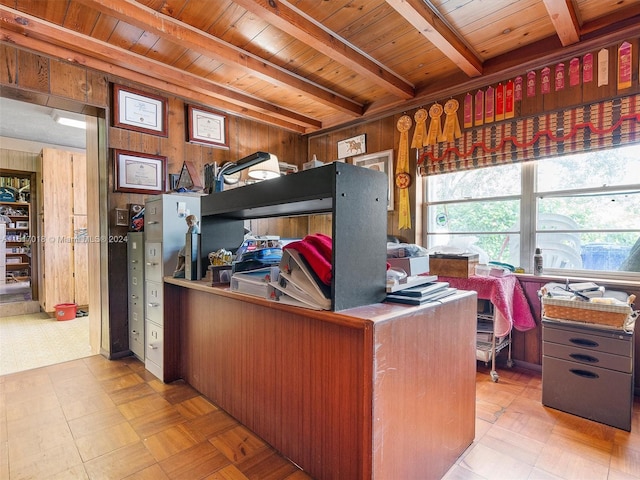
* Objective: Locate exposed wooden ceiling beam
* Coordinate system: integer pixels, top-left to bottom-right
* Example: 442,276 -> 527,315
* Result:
0,33 -> 308,134
74,0 -> 363,117
579,4 -> 640,37
234,0 -> 415,100
385,0 -> 483,77
542,0 -> 580,46
314,14 -> 640,133
0,5 -> 320,131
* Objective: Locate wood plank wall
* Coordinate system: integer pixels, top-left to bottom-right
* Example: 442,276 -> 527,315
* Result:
0,43 -> 307,356
2,39 -> 638,366
307,114 -> 418,243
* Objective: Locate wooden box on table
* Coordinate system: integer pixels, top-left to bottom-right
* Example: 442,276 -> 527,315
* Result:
429,253 -> 479,278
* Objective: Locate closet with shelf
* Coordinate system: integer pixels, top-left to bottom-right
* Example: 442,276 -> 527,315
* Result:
1,202 -> 31,277
1,171 -> 33,286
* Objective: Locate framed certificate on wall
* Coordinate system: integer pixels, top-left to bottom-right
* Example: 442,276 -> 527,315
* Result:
112,84 -> 168,137
187,104 -> 229,148
113,149 -> 167,195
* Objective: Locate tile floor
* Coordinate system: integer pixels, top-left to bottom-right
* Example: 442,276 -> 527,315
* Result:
3,313 -> 640,479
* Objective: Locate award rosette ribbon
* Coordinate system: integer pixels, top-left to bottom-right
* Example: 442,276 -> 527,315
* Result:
396,114 -> 413,230
426,103 -> 443,145
442,99 -> 462,142
411,108 -> 428,148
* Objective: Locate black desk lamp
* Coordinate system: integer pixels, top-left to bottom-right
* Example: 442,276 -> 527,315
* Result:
213,151 -> 279,192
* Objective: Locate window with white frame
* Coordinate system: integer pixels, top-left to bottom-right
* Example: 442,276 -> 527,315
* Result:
424,144 -> 640,278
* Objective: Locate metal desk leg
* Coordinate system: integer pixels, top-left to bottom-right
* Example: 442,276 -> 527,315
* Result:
490,334 -> 499,382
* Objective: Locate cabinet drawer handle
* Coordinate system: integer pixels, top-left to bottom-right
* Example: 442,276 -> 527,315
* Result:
148,344 -> 158,349
147,221 -> 159,224
569,338 -> 599,348
146,262 -> 158,266
569,369 -> 599,379
132,330 -> 138,334
569,353 -> 599,363
131,260 -> 138,263
131,294 -> 138,299
148,302 -> 159,307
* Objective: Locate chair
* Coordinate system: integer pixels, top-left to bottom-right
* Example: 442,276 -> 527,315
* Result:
507,213 -> 583,269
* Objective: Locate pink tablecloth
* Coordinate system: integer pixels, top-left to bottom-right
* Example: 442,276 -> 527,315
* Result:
438,275 -> 537,337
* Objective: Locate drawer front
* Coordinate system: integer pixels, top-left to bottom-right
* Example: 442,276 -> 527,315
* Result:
145,242 -> 163,282
543,342 -> 632,373
145,320 -> 164,371
145,281 -> 163,325
543,323 -> 632,357
129,261 -> 144,282
144,201 -> 163,241
129,281 -> 144,303
129,314 -> 144,359
129,299 -> 143,323
542,355 -> 632,430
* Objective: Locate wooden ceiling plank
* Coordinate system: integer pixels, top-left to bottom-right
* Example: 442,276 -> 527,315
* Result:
0,5 -> 321,129
385,0 -> 483,77
73,0 -> 364,116
233,0 -> 415,99
310,9 -> 640,132
0,32 -> 309,134
542,0 -> 580,46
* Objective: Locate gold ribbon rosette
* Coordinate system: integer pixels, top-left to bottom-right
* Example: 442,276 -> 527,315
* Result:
411,108 -> 428,148
426,103 -> 443,145
442,98 -> 462,142
396,114 -> 412,230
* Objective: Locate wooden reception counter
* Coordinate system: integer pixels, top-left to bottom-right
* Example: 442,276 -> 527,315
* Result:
163,278 -> 477,480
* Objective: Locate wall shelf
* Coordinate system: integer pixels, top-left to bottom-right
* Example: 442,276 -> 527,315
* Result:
201,162 -> 388,311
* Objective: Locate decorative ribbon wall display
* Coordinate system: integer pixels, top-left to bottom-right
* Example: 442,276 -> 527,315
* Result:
396,115 -> 413,230
583,53 -> 593,83
418,94 -> 640,176
464,93 -> 473,128
598,48 -> 609,86
426,103 -> 443,144
442,99 -> 462,142
569,57 -> 580,87
411,108 -> 428,148
514,76 -> 523,101
618,41 -> 632,89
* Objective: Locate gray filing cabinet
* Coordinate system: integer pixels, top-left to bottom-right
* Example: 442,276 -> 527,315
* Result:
542,318 -> 634,430
127,232 -> 145,360
144,194 -> 201,381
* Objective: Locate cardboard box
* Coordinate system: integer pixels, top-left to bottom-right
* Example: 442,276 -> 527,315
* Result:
429,253 -> 479,278
387,256 -> 430,276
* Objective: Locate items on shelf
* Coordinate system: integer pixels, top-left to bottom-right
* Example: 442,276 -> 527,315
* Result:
273,237 -> 333,310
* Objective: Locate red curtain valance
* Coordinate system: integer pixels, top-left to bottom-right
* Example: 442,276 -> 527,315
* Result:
418,94 -> 640,175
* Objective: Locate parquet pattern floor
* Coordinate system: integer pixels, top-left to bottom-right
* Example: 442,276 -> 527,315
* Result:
2,355 -> 640,479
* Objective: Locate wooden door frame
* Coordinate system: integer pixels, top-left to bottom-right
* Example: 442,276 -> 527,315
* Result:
86,113 -> 108,355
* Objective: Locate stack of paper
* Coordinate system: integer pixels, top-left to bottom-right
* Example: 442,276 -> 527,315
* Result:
271,248 -> 332,310
385,281 -> 457,305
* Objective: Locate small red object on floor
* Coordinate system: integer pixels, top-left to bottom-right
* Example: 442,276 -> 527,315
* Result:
54,303 -> 77,321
